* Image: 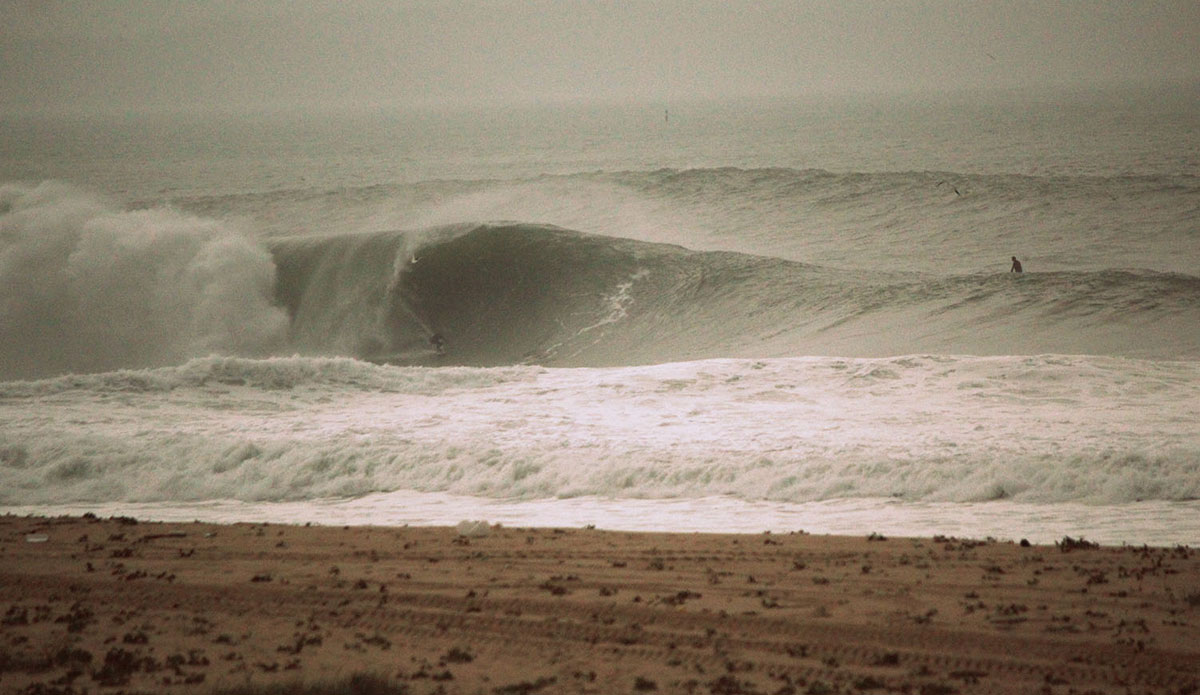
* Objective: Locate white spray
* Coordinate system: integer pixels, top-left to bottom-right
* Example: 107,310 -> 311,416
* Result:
0,182 -> 288,380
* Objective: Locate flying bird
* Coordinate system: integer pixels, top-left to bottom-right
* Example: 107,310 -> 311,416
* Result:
936,180 -> 961,196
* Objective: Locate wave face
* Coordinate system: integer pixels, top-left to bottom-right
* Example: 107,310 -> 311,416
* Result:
270,222 -> 1200,367
2,354 -> 1197,506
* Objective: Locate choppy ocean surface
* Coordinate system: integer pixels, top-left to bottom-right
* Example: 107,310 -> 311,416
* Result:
2,87 -> 1198,543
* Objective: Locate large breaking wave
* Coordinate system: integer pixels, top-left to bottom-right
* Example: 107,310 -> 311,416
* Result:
3,175 -> 1199,381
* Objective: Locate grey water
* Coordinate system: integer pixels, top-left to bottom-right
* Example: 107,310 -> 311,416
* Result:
2,84 -> 1198,542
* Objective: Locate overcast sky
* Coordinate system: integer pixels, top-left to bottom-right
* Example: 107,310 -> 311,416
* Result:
3,0 -> 1198,116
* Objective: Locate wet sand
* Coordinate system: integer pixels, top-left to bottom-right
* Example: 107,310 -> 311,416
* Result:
1,514 -> 1197,694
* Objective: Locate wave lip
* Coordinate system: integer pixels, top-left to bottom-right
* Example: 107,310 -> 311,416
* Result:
176,165 -> 1200,276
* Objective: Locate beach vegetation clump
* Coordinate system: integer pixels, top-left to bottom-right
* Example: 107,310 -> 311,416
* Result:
1056,536 -> 1099,553
441,647 -> 473,664
212,673 -> 408,695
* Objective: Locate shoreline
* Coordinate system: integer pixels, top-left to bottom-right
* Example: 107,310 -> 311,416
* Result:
2,514 -> 1197,694
5,493 -> 1198,548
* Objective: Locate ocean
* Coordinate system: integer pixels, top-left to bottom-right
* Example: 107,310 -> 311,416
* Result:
2,85 -> 1198,544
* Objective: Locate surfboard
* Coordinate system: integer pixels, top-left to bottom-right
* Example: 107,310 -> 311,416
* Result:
364,350 -> 445,367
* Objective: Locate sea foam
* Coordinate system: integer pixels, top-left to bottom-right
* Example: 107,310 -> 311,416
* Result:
2,354 -> 1197,507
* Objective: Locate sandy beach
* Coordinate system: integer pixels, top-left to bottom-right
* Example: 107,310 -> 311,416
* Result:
1,515 -> 1196,694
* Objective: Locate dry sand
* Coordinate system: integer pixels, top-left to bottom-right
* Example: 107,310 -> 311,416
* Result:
1,514 -> 1197,694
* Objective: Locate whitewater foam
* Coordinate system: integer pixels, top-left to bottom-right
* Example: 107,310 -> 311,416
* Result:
2,354 -> 1197,508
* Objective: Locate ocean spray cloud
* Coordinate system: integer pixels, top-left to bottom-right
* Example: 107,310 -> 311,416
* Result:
0,182 -> 287,379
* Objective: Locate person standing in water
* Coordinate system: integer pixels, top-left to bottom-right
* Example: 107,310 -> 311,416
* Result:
1010,256 -> 1023,273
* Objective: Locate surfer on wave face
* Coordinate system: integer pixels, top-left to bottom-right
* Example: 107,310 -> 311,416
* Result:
1010,256 -> 1023,273
429,333 -> 446,355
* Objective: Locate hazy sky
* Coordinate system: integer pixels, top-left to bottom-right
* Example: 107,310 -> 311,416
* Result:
3,0 -> 1198,115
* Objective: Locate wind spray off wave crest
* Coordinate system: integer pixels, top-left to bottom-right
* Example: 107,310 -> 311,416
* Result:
0,182 -> 287,380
